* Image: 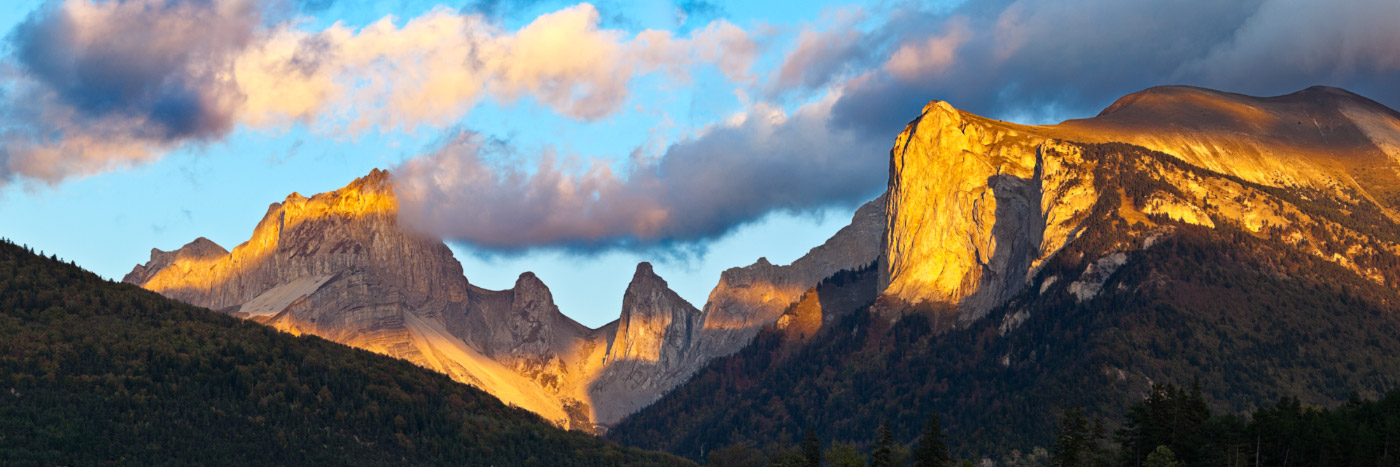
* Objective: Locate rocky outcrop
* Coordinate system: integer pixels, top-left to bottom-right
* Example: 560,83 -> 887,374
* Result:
123,237 -> 227,293
448,273 -> 615,429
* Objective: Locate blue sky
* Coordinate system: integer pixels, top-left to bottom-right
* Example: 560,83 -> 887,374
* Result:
3,0 -> 1399,327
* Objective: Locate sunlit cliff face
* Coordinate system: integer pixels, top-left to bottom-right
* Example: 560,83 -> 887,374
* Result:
133,169 -> 406,308
879,86 -> 1400,324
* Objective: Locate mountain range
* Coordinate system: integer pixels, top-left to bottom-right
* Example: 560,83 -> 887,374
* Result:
122,168 -> 883,431
121,85 -> 1400,457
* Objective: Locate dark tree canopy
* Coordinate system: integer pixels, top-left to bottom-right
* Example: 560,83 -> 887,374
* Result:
0,239 -> 685,466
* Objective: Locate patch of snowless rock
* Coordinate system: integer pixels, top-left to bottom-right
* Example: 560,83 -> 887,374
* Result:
1067,252 -> 1128,302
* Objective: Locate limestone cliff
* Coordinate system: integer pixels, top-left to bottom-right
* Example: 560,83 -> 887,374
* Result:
880,86 -> 1400,323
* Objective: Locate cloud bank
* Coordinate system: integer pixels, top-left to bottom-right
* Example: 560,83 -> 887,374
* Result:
0,0 -> 756,185
393,93 -> 886,251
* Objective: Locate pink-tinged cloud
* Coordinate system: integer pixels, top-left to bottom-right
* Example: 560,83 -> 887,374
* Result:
768,24 -> 864,95
882,18 -> 968,80
392,93 -> 887,251
1,1 -> 759,185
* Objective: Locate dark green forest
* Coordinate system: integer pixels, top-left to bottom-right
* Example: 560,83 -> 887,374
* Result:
694,383 -> 1400,466
0,239 -> 686,466
609,143 -> 1400,464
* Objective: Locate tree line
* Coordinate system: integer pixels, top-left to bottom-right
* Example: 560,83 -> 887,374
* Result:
705,380 -> 1399,467
1050,380 -> 1400,467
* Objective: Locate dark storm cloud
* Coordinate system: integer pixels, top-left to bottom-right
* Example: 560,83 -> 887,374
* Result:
0,0 -> 268,184
770,0 -> 1400,142
8,0 -> 259,142
393,98 -> 887,252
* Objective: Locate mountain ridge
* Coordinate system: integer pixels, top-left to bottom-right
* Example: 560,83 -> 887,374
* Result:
123,169 -> 882,430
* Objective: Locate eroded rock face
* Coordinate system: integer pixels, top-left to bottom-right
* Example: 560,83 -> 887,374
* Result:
582,198 -> 889,425
124,169 -> 468,314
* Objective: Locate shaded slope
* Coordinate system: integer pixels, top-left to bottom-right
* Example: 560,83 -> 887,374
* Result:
0,239 -> 686,465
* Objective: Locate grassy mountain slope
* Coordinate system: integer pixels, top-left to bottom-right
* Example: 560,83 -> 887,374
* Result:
0,239 -> 686,466
608,143 -> 1400,460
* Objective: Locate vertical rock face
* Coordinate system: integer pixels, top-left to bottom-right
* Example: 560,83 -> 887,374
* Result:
879,102 -> 1098,322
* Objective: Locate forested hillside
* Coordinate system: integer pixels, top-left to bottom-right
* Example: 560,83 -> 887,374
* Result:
609,144 -> 1400,462
0,239 -> 686,466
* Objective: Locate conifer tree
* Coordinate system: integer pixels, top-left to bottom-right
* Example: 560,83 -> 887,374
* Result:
870,422 -> 895,467
1051,406 -> 1091,467
802,427 -> 822,467
913,411 -> 952,467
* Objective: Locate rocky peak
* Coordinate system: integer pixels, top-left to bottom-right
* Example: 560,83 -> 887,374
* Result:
608,262 -> 701,365
879,99 -> 1051,322
180,237 -> 229,259
504,272 -> 573,348
512,272 -> 553,306
879,86 -> 1400,325
615,264 -> 696,335
587,263 -> 704,423
125,167 -> 468,310
625,262 -> 665,292
698,194 -> 886,355
122,237 -> 230,286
